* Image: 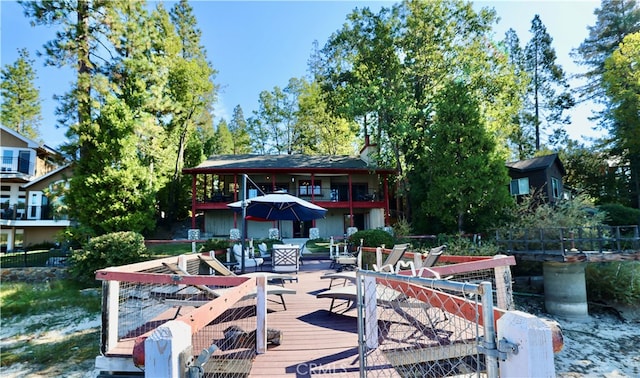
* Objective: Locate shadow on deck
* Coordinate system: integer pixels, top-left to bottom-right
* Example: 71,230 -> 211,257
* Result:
248,260 -> 363,377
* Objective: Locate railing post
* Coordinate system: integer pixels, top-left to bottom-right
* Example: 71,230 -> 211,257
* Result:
256,275 -> 267,354
480,282 -> 498,378
598,226 -> 604,252
145,321 -> 191,378
493,255 -> 514,310
101,279 -> 120,354
497,311 -> 556,377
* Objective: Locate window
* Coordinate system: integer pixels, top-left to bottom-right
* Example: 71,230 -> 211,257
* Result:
18,151 -> 30,174
510,177 -> 529,196
1,150 -> 12,171
551,177 -> 560,198
298,180 -> 321,196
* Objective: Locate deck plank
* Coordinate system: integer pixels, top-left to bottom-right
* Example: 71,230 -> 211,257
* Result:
248,260 -> 362,376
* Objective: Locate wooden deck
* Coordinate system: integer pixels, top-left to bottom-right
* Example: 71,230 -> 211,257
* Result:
99,255 -> 489,377
248,259 -> 363,377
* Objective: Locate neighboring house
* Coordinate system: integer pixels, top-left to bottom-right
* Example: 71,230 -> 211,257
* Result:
506,153 -> 566,204
182,140 -> 396,240
1,125 -> 72,251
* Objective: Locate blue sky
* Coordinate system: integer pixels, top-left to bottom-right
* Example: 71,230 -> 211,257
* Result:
1,1 -> 602,149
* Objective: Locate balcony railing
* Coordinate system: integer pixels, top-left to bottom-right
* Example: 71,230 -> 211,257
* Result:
0,204 -> 68,221
1,156 -> 34,176
197,187 -> 380,204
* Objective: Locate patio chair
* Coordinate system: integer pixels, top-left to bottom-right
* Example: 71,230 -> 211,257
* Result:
416,244 -> 446,269
317,245 -> 446,313
160,261 -> 295,310
232,243 -> 264,271
271,244 -> 300,281
321,243 -> 410,288
333,240 -> 363,272
373,243 -> 410,272
197,254 -> 296,285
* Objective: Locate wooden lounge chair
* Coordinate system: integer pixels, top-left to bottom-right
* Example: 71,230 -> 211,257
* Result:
321,243 -> 410,288
317,245 -> 447,313
160,262 -> 296,310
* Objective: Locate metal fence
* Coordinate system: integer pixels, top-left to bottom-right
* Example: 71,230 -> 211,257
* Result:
0,249 -> 69,267
95,255 -> 265,377
495,225 -> 640,254
355,268 -> 500,377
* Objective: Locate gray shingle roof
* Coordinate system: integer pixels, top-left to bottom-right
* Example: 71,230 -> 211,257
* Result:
185,154 -> 391,173
506,153 -> 565,174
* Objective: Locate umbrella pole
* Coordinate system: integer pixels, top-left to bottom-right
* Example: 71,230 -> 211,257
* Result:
241,174 -> 247,273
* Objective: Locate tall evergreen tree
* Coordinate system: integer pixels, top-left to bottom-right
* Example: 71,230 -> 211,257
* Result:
214,119 -> 234,154
64,0 -> 163,235
413,80 -> 512,234
164,0 -> 217,221
229,105 -> 252,154
503,29 -> 535,159
21,0 -> 110,160
573,0 -> 640,104
1,48 -> 42,140
602,32 -> 640,207
524,14 -> 575,151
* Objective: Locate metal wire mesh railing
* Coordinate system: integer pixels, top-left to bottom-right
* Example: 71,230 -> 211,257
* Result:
356,270 -> 499,378
95,254 -> 264,377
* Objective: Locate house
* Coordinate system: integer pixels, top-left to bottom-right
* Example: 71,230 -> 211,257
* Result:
506,153 -> 566,204
182,140 -> 396,240
1,125 -> 72,251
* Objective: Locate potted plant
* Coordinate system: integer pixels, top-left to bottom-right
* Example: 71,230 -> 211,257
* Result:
200,238 -> 231,260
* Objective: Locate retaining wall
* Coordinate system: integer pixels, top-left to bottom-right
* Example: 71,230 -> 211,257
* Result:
0,267 -> 69,283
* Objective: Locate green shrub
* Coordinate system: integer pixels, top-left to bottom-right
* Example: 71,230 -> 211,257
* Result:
586,261 -> 640,306
439,235 -> 500,256
199,238 -> 232,252
69,231 -> 148,286
349,229 -> 395,269
349,229 -> 395,249
304,238 -> 330,253
598,203 -> 640,226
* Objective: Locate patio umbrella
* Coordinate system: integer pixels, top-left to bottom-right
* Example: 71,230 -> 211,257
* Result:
227,192 -> 327,221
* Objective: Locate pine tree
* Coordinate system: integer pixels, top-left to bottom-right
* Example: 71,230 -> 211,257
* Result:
524,15 -> 574,151
503,29 -> 535,159
1,48 -> 42,140
229,105 -> 252,154
573,0 -> 640,103
22,0 -> 110,160
214,119 -> 234,154
414,80 -> 512,233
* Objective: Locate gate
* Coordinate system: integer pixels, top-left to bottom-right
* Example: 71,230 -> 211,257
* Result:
355,270 -> 499,377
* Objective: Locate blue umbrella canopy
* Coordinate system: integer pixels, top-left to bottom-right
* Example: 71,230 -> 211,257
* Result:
228,192 -> 327,221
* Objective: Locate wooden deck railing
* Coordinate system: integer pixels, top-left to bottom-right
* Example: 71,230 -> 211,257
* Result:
495,225 -> 640,262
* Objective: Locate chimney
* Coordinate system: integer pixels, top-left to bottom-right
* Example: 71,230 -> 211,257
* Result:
359,135 -> 378,166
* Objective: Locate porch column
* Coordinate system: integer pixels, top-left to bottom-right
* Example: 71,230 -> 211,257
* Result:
191,174 -> 197,229
348,174 -> 353,226
383,175 -> 389,226
311,173 -> 316,227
